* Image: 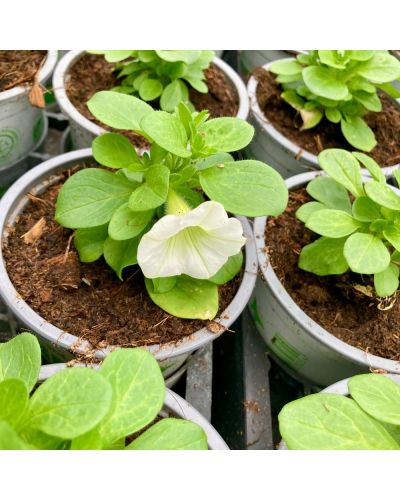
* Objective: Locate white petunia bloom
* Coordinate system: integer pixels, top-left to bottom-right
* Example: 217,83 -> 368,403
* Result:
137,200 -> 246,279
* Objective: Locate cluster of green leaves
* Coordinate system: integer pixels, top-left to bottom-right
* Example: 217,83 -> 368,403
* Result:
270,50 -> 400,152
0,333 -> 207,450
89,50 -> 214,112
298,148 -> 400,298
55,91 -> 288,320
279,374 -> 400,449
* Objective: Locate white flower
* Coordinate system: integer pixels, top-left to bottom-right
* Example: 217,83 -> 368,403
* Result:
137,201 -> 246,279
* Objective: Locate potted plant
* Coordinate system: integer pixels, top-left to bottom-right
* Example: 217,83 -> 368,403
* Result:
279,373 -> 400,449
53,50 -> 249,150
0,92 -> 287,377
251,148 -> 400,387
0,333 -> 227,450
246,50 -> 400,178
0,50 -> 58,190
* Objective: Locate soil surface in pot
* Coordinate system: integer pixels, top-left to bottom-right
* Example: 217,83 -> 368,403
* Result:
66,53 -> 239,149
265,188 -> 400,361
3,164 -> 241,352
253,68 -> 400,167
0,51 -> 47,92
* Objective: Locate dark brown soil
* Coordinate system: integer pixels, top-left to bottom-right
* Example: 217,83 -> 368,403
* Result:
65,53 -> 239,150
253,68 -> 400,167
265,188 -> 400,361
3,164 -> 241,352
0,50 -> 47,92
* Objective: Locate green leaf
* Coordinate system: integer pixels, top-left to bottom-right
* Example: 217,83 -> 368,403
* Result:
341,117 -> 377,152
0,421 -> 28,450
55,169 -> 134,228
296,201 -> 326,223
197,118 -> 254,153
87,91 -> 153,130
98,50 -> 133,63
352,152 -> 385,183
109,203 -> 153,240
279,393 -> 399,450
302,66 -> 348,100
139,78 -> 163,101
356,53 -> 400,83
349,50 -> 375,62
374,263 -> 399,297
140,111 -> 190,158
194,152 -> 234,171
92,133 -> 140,169
199,160 -> 288,217
383,225 -> 400,252
269,59 -> 303,75
0,379 -> 28,428
146,276 -> 218,320
104,236 -> 139,280
127,418 -> 208,450
353,91 -> 382,112
208,252 -> 243,285
129,164 -> 169,211
298,237 -> 349,275
325,108 -> 341,123
280,90 -> 305,111
352,196 -> 382,222
27,368 -> 112,440
21,427 -> 67,450
365,180 -> 400,211
318,50 -> 347,69
299,108 -> 323,130
152,277 -> 177,293
156,50 -> 201,64
344,233 -> 391,274
0,333 -> 41,393
318,149 -> 364,198
74,224 -> 108,262
306,209 -> 361,238
306,176 -> 351,213
160,80 -> 188,112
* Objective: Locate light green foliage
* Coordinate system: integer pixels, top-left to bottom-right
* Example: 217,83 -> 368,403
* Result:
88,50 -> 214,112
270,50 -> 400,151
297,148 -> 400,297
0,333 -> 207,450
279,374 -> 400,450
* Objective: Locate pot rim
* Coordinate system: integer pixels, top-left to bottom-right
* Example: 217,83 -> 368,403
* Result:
53,50 -> 249,136
0,51 -> 59,103
254,170 -> 400,374
38,363 -> 229,450
0,148 -> 258,361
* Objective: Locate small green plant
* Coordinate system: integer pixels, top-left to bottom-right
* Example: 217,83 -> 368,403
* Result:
269,50 -> 400,152
0,333 -> 208,450
279,373 -> 400,450
297,148 -> 400,298
89,50 -> 214,112
55,91 -> 288,320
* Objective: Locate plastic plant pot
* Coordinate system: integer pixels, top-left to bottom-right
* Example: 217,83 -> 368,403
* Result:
53,50 -> 249,151
38,363 -> 229,450
0,51 -> 58,182
0,149 -> 258,378
246,59 -> 400,179
250,170 -> 400,388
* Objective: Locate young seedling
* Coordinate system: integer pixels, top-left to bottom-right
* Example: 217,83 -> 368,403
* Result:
89,50 -> 214,112
0,333 -> 208,450
297,148 -> 400,299
269,50 -> 400,152
279,373 -> 400,450
55,91 -> 288,320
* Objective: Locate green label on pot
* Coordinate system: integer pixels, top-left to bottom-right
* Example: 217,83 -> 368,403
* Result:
269,333 -> 307,369
249,298 -> 263,328
0,128 -> 20,164
32,115 -> 44,143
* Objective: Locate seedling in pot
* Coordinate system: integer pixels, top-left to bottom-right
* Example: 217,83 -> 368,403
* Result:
270,50 -> 400,152
0,333 -> 208,450
297,148 -> 400,299
279,373 -> 400,450
55,91 -> 288,320
89,50 -> 215,112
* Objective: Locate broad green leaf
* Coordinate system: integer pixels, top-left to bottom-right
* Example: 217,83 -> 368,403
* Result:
156,50 -> 202,64
374,263 -> 399,297
27,368 -> 112,440
298,237 -> 349,275
383,225 -> 400,252
349,50 -> 374,62
306,209 -> 361,238
296,201 -> 326,223
208,251 -> 243,285
199,160 -> 288,217
104,236 -> 139,279
92,133 -> 140,169
306,176 -> 351,213
356,53 -> 400,83
281,90 -> 305,111
325,108 -> 341,123
0,379 -> 28,428
90,50 -> 133,63
139,78 -> 163,101
341,117 -> 377,152
365,180 -> 400,210
0,421 -> 28,450
318,50 -> 347,69
353,91 -> 382,112
87,91 -> 152,130
0,333 -> 41,392
21,427 -> 67,450
74,224 -> 108,262
152,276 -> 177,294
269,59 -> 303,75
55,169 -> 134,228
376,82 -> 400,99
197,118 -> 254,153
279,393 -> 399,450
303,66 -> 348,100
145,276 -> 218,320
349,374 -> 400,425
344,233 -> 390,273
127,418 -> 208,450
300,108 -> 323,129
393,170 -> 400,189
318,149 -> 364,197
352,152 -> 385,183
194,152 -> 234,171
109,203 -> 153,240
160,80 -> 188,112
129,164 -> 169,211
140,111 -> 190,157
352,196 -> 382,222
